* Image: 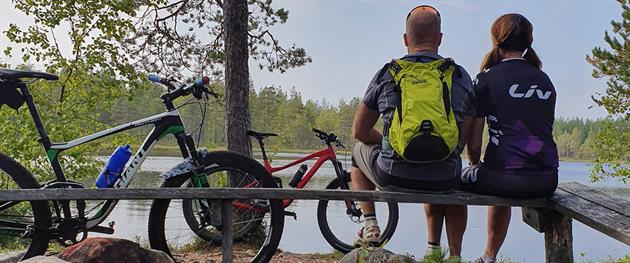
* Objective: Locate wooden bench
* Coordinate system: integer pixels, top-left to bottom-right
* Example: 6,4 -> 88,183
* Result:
1,182 -> 628,263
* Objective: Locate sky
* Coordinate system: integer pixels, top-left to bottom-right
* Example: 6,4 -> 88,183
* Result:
0,0 -> 621,119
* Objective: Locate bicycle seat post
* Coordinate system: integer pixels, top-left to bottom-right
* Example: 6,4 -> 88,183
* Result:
256,138 -> 269,161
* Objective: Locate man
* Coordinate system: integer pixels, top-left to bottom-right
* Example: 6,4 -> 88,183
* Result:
350,5 -> 475,258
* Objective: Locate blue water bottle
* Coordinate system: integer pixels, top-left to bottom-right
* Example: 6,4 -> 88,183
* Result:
95,145 -> 132,188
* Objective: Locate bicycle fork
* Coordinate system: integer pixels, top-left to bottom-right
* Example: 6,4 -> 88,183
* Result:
331,160 -> 363,219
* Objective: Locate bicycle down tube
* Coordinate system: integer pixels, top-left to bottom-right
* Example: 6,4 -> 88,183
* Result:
43,110 -> 187,229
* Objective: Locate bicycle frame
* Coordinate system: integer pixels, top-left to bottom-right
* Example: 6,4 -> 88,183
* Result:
262,145 -> 349,208
0,84 -> 204,237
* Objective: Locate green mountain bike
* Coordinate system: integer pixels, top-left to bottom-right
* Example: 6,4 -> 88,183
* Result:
0,69 -> 284,262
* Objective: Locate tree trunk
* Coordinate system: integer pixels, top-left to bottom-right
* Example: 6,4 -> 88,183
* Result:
224,0 -> 251,156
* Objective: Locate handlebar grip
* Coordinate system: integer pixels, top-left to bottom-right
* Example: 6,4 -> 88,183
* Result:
148,74 -> 162,83
194,76 -> 210,87
312,128 -> 324,134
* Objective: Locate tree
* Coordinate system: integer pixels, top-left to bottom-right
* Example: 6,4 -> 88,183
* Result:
586,0 -> 630,181
127,0 -> 311,156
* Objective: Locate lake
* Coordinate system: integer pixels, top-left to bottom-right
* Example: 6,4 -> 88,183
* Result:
103,155 -> 628,262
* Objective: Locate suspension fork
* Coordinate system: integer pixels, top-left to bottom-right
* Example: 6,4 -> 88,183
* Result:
181,134 -> 214,212
331,159 -> 360,215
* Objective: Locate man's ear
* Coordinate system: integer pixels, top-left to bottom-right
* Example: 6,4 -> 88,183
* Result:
403,33 -> 409,47
436,32 -> 443,47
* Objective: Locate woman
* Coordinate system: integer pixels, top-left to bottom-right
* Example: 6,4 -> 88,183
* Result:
462,14 -> 559,263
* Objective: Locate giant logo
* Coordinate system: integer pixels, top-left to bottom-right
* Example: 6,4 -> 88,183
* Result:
509,84 -> 551,100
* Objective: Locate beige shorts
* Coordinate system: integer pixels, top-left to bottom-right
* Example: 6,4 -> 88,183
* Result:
352,142 -> 382,187
352,142 -> 425,193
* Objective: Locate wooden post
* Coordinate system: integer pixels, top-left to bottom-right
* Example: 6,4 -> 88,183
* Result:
222,199 -> 234,263
544,210 -> 573,263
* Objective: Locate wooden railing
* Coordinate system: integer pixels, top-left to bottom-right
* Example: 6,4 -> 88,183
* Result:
1,182 -> 628,263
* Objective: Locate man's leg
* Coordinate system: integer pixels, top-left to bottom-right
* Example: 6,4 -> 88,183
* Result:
351,166 -> 375,214
444,205 -> 467,257
424,204 -> 446,251
350,142 -> 382,243
484,206 -> 511,259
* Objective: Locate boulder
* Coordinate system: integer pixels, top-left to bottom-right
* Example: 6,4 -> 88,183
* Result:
340,247 -> 414,263
57,237 -> 173,263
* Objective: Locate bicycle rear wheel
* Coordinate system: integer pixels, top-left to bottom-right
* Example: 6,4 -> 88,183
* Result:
317,175 -> 399,253
0,153 -> 51,260
148,151 -> 284,263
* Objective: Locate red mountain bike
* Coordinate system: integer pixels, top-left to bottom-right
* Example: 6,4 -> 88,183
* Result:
246,128 -> 399,253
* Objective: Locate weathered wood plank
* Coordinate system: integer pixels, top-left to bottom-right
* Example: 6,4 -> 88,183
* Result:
544,210 -> 573,263
522,207 -> 550,233
551,188 -> 630,246
558,182 -> 630,217
222,199 -> 233,263
0,188 -> 550,207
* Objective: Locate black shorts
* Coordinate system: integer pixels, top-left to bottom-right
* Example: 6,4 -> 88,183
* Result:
461,164 -> 558,198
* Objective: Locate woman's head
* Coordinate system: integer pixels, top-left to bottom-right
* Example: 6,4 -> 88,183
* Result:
480,13 -> 542,71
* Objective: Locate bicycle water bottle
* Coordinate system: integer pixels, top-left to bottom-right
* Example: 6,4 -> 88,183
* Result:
288,164 -> 307,188
95,145 -> 132,188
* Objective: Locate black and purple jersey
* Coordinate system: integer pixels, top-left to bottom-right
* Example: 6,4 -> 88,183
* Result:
473,58 -> 559,175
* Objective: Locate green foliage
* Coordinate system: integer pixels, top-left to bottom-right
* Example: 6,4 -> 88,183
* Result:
586,0 -> 629,117
586,0 -> 630,182
421,247 -> 460,263
0,67 -> 135,181
5,0 -> 140,82
591,119 -> 630,182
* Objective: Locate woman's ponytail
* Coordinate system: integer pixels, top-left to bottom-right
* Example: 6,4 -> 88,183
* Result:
523,47 -> 542,69
480,46 -> 502,72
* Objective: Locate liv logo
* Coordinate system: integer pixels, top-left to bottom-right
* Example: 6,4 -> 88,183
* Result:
508,84 -> 551,100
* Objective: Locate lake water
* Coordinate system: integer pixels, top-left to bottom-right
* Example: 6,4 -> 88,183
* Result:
102,155 -> 628,262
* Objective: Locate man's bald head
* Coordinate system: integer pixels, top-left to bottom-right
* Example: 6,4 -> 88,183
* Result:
404,6 -> 442,50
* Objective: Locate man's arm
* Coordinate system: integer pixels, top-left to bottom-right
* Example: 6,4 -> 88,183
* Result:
352,102 -> 382,144
466,117 -> 484,165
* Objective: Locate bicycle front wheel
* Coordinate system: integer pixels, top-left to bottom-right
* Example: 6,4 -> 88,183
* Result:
148,151 -> 284,263
0,153 -> 51,260
317,175 -> 399,253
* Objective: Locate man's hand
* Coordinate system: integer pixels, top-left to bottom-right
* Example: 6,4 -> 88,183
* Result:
352,102 -> 383,144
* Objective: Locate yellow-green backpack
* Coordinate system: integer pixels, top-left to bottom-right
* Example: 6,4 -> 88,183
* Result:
386,58 -> 459,163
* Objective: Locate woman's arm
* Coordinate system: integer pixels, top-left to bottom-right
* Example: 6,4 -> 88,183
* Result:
467,117 -> 484,165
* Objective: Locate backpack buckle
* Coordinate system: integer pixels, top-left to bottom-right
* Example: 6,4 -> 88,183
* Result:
438,58 -> 455,72
420,120 -> 434,135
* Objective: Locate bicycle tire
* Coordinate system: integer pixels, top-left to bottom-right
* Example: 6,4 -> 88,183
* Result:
0,152 -> 52,260
181,167 -> 263,243
147,151 -> 284,263
317,175 -> 399,253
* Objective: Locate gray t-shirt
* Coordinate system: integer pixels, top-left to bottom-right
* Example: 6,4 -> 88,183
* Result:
363,51 -> 475,181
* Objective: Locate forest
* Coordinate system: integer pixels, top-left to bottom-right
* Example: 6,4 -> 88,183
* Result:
105,81 -> 621,162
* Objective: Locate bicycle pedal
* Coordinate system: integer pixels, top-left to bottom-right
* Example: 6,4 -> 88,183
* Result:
284,210 -> 297,220
89,225 -> 115,235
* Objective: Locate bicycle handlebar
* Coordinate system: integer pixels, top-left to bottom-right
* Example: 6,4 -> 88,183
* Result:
150,74 -> 218,102
312,128 -> 345,148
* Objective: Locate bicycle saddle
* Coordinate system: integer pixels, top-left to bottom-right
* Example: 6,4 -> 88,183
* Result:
246,130 -> 278,140
0,68 -> 59,82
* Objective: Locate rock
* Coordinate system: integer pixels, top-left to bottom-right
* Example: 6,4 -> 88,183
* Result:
20,256 -> 68,263
340,247 -> 415,263
57,237 -> 174,263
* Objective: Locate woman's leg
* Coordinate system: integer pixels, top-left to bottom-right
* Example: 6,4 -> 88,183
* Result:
484,206 -> 511,258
